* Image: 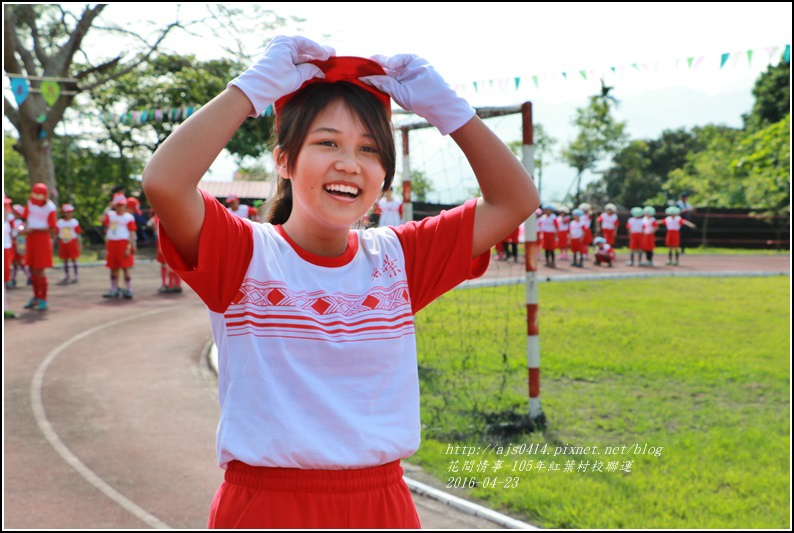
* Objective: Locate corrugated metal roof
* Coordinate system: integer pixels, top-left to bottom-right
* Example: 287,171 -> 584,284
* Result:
197,179 -> 274,200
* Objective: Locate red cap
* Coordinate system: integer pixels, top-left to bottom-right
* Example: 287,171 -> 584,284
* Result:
31,182 -> 49,198
112,196 -> 128,207
274,56 -> 391,119
61,203 -> 75,213
226,195 -> 239,204
126,197 -> 143,215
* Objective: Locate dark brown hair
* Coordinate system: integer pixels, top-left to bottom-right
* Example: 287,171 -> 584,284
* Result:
267,81 -> 395,225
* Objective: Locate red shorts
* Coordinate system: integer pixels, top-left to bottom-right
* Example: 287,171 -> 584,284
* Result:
4,248 -> 11,282
208,460 -> 421,529
602,228 -> 615,245
557,230 -> 569,248
570,237 -> 585,254
665,230 -> 681,248
105,240 -> 134,269
629,233 -> 643,251
583,227 -> 593,245
58,239 -> 80,260
643,233 -> 656,252
25,230 -> 54,269
596,250 -> 616,263
541,232 -> 557,251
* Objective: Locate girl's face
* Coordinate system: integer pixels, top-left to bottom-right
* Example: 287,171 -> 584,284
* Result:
280,100 -> 386,232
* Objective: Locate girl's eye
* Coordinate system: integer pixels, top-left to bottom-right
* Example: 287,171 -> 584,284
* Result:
317,140 -> 337,147
361,145 -> 378,153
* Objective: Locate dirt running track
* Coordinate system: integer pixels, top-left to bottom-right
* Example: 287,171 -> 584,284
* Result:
3,253 -> 789,529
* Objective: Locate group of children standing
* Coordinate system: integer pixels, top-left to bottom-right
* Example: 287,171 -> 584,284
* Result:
3,184 -> 189,318
512,202 -> 696,269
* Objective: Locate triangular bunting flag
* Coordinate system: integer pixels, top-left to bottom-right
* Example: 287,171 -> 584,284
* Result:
579,70 -> 587,80
783,44 -> 790,63
531,75 -> 538,89
514,77 -> 521,90
720,53 -> 730,68
687,57 -> 694,68
746,50 -> 753,65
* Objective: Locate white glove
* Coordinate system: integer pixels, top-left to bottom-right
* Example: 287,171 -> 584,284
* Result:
228,35 -> 335,117
361,54 -> 475,135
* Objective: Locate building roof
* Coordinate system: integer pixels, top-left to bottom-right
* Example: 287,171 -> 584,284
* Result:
197,179 -> 274,201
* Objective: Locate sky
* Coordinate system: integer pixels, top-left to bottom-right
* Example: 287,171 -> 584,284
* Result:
8,2 -> 793,203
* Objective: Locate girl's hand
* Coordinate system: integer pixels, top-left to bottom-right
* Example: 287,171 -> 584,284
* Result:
362,54 -> 475,135
228,35 -> 335,117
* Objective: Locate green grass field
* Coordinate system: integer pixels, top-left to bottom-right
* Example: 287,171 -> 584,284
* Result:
409,276 -> 790,529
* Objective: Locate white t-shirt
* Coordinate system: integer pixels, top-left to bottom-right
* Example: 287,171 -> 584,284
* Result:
161,189 -> 488,470
57,218 -> 81,242
378,197 -> 402,227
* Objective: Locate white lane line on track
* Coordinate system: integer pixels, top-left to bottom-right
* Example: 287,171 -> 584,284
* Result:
31,306 -> 177,530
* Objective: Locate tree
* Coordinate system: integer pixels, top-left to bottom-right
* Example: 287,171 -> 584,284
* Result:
88,53 -> 274,192
560,80 -> 628,205
3,4 -> 180,198
396,170 -> 433,202
743,60 -> 791,133
601,128 -> 703,207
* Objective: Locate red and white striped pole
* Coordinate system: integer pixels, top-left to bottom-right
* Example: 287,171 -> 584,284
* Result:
400,128 -> 412,223
521,102 -> 544,424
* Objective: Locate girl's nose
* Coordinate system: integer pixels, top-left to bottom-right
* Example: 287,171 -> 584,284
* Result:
334,150 -> 361,174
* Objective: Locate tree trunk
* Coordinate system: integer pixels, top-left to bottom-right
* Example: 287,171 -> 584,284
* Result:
18,119 -> 57,199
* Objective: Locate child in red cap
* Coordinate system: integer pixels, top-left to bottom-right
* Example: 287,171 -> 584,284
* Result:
101,196 -> 137,299
56,203 -> 82,284
3,194 -> 16,318
22,183 -> 57,311
142,35 -> 538,529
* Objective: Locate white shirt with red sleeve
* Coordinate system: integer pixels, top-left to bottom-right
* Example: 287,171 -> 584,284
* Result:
159,189 -> 489,470
664,216 -> 684,231
57,218 -> 82,242
538,214 -> 559,233
598,212 -> 618,230
626,216 -> 644,234
557,215 -> 570,232
228,204 -> 258,221
568,219 -> 585,239
642,216 -> 658,234
23,200 -> 57,230
103,211 -> 136,241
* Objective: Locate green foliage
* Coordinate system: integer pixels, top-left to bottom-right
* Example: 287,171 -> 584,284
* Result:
3,136 -> 29,203
396,169 -> 434,202
733,116 -> 791,215
561,87 -> 628,204
90,54 -> 274,162
743,60 -> 791,133
411,277 -> 790,529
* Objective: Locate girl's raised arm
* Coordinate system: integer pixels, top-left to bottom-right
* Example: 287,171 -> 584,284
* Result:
142,36 -> 334,266
363,55 -> 539,258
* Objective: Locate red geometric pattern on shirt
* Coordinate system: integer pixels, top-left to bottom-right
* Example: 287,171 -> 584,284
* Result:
234,279 -> 411,316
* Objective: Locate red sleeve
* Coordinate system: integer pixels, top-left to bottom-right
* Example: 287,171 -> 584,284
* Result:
127,219 -> 137,231
158,189 -> 254,313
75,223 -> 82,234
391,199 -> 489,314
47,210 -> 57,228
398,203 -> 403,216
102,213 -> 109,227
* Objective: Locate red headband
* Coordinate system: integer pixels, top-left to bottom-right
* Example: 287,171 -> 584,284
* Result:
274,56 -> 391,119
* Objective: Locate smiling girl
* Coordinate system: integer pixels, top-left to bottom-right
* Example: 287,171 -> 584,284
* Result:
142,35 -> 538,529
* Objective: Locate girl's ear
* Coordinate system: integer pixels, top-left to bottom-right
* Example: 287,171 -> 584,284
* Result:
273,147 -> 290,180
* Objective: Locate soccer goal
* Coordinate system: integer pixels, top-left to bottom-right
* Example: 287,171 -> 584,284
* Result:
392,103 -> 545,441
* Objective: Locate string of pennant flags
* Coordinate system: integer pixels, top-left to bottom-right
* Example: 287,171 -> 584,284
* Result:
5,43 -> 790,121
452,43 -> 790,95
